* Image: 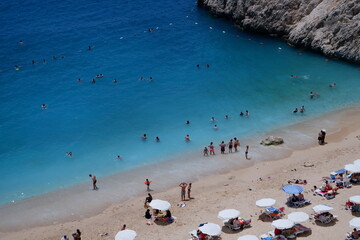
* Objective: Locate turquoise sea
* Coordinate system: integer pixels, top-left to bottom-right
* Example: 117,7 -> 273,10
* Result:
0,0 -> 359,204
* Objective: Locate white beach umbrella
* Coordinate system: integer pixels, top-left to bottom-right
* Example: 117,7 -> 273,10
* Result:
312,204 -> 333,214
149,199 -> 171,211
345,164 -> 360,173
237,235 -> 259,240
198,222 -> 221,236
256,198 -> 276,207
349,196 -> 360,204
218,209 -> 240,220
115,230 -> 137,240
349,218 -> 360,229
272,219 -> 295,230
354,159 -> 360,167
287,212 -> 309,224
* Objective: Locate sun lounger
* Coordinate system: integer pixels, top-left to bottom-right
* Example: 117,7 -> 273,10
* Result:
287,198 -> 311,208
293,224 -> 311,235
223,218 -> 251,230
314,189 -> 335,199
262,207 -> 285,220
260,233 -> 286,240
313,213 -> 336,224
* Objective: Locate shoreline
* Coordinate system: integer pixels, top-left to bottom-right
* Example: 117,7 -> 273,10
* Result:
1,104 -> 360,238
0,105 -> 360,232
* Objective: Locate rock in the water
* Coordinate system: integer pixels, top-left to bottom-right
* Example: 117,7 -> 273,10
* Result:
197,0 -> 360,64
260,136 -> 284,146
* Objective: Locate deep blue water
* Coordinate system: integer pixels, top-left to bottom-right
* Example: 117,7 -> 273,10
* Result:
0,0 -> 359,204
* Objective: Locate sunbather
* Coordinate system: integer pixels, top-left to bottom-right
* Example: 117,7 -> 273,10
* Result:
298,193 -> 305,201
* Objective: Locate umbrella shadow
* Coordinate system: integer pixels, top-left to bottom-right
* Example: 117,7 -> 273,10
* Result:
313,220 -> 337,227
296,230 -> 312,238
221,226 -> 243,234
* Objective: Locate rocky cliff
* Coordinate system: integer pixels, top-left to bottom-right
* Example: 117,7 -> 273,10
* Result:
198,0 -> 360,63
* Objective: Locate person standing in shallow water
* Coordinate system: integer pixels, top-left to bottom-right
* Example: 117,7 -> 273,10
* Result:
234,137 -> 240,152
220,141 -> 226,154
89,174 -> 98,190
208,142 -> 215,155
203,147 -> 208,156
228,139 -> 233,153
245,145 -> 249,159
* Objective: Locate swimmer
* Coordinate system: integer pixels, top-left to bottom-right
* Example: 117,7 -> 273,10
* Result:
293,108 -> 298,113
18,40 -> 24,45
88,46 -> 93,51
99,74 -> 104,78
41,104 -> 47,109
185,134 -> 190,141
14,65 -> 20,70
290,75 -> 304,79
91,79 -> 96,84
314,92 -> 320,97
116,155 -> 122,159
148,28 -> 153,32
96,75 -> 100,78
329,83 -> 336,87
61,55 -> 65,59
149,77 -> 153,81
142,134 -> 147,140
240,111 -> 244,116
206,64 -> 210,68
225,115 -> 229,119
196,64 -> 200,68
66,152 -> 73,157
139,77 -> 145,81
300,106 -> 305,113
43,59 -> 46,64
185,120 -> 190,125
213,124 -> 218,130
155,136 -> 160,142
113,79 -> 118,83
77,78 -> 82,83
31,60 -> 35,65
245,110 -> 250,117
309,92 -> 314,99
210,117 -> 215,122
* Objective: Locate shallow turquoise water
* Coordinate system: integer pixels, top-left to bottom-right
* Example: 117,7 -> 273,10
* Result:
0,0 -> 359,204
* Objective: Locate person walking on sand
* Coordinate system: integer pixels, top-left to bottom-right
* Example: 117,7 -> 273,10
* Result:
145,178 -> 151,191
321,129 -> 326,144
89,174 -> 98,190
179,182 -> 187,201
245,145 -> 249,160
72,229 -> 81,240
208,142 -> 215,155
187,183 -> 192,199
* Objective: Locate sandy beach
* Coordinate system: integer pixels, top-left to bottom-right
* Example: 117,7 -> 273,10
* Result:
1,105 -> 360,240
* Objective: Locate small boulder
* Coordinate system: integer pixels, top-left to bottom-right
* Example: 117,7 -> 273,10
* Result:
260,136 -> 284,146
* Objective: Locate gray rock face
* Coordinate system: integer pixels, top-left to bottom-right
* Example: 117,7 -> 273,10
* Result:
198,0 -> 360,63
260,136 -> 284,146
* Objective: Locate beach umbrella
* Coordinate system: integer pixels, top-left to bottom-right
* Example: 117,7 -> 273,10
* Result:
349,196 -> 360,204
256,198 -> 276,207
287,212 -> 309,224
237,235 -> 259,240
272,219 -> 295,230
354,159 -> 360,167
218,209 -> 240,220
282,185 -> 304,194
349,218 -> 360,229
312,204 -> 333,213
345,164 -> 360,173
149,199 -> 171,211
115,230 -> 137,240
198,222 -> 221,236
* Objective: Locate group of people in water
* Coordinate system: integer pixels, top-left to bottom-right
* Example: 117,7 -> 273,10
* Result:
205,140 -> 250,159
